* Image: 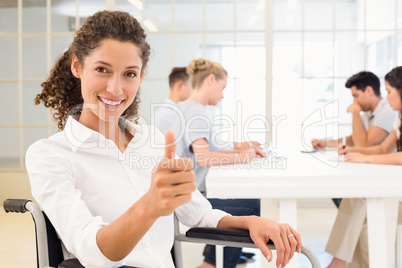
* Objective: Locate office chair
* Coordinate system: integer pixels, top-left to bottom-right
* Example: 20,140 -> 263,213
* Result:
3,198 -> 321,268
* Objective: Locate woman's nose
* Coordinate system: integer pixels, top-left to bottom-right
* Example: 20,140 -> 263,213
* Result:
106,75 -> 123,95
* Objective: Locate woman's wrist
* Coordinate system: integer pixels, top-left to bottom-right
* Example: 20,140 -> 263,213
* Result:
365,154 -> 374,163
243,215 -> 259,230
233,142 -> 241,150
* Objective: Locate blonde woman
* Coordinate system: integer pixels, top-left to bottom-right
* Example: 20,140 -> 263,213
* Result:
171,59 -> 277,268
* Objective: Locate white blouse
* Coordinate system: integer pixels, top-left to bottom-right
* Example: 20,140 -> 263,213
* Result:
26,116 -> 228,268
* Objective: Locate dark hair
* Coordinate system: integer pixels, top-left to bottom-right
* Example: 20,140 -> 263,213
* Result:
385,66 -> 402,151
168,67 -> 190,88
35,10 -> 151,131
345,71 -> 381,97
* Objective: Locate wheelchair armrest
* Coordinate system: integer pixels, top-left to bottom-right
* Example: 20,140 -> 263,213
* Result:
186,227 -> 274,245
183,227 -> 322,268
175,226 -> 266,249
3,199 -> 31,213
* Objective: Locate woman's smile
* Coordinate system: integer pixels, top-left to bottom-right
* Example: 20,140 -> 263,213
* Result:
98,96 -> 125,110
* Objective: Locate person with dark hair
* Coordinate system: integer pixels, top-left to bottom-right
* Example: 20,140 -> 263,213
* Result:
26,10 -> 301,268
312,71 -> 396,149
324,67 -> 402,268
154,67 -> 192,134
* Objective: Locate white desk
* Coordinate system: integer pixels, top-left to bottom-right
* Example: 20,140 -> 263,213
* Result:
206,149 -> 402,268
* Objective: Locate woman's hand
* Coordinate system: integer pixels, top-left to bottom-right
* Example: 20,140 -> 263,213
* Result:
231,141 -> 266,159
242,141 -> 267,158
146,131 -> 197,218
249,141 -> 267,158
311,139 -> 326,149
246,216 -> 302,268
344,152 -> 369,163
337,143 -> 352,155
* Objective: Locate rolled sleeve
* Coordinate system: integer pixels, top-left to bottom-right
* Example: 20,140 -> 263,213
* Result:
74,224 -> 125,268
175,190 -> 229,228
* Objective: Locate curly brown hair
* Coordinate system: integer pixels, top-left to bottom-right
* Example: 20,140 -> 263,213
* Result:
35,10 -> 151,131
385,66 -> 402,151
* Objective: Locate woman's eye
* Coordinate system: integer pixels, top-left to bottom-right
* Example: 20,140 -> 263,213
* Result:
126,72 -> 137,78
96,67 -> 107,73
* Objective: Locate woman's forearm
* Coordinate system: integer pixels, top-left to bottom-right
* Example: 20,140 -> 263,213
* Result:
351,145 -> 383,155
96,195 -> 157,261
217,215 -> 255,229
365,152 -> 402,165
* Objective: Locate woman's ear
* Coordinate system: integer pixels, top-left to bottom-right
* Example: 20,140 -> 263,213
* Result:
71,55 -> 81,78
207,73 -> 215,85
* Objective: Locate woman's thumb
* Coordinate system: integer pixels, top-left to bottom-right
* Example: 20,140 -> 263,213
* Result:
164,130 -> 177,159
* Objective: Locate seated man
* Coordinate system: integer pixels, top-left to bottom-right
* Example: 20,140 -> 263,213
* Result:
313,71 -> 397,207
154,67 -> 193,134
312,71 -> 396,149
324,69 -> 401,268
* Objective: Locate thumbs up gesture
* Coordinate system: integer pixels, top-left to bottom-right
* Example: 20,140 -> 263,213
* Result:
147,131 -> 196,217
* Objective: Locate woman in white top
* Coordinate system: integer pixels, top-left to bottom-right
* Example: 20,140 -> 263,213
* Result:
26,10 -> 301,268
325,66 -> 402,268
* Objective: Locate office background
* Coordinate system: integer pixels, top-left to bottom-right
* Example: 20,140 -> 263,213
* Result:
1,1 -> 401,267
0,0 -> 401,205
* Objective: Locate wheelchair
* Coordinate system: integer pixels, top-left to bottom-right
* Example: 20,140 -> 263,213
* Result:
3,198 -> 321,268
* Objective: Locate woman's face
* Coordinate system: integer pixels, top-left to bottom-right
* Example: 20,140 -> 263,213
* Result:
385,81 -> 402,111
209,74 -> 227,106
72,39 -> 144,126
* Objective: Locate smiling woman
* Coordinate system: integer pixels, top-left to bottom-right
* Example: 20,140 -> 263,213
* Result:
26,10 -> 302,268
70,39 -> 144,146
35,11 -> 150,132
27,10 -> 202,267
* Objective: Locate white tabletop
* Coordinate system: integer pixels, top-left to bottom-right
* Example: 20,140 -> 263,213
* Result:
207,149 -> 402,199
206,149 -> 402,268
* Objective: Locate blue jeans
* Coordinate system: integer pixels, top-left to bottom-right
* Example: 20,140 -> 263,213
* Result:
203,198 -> 260,268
